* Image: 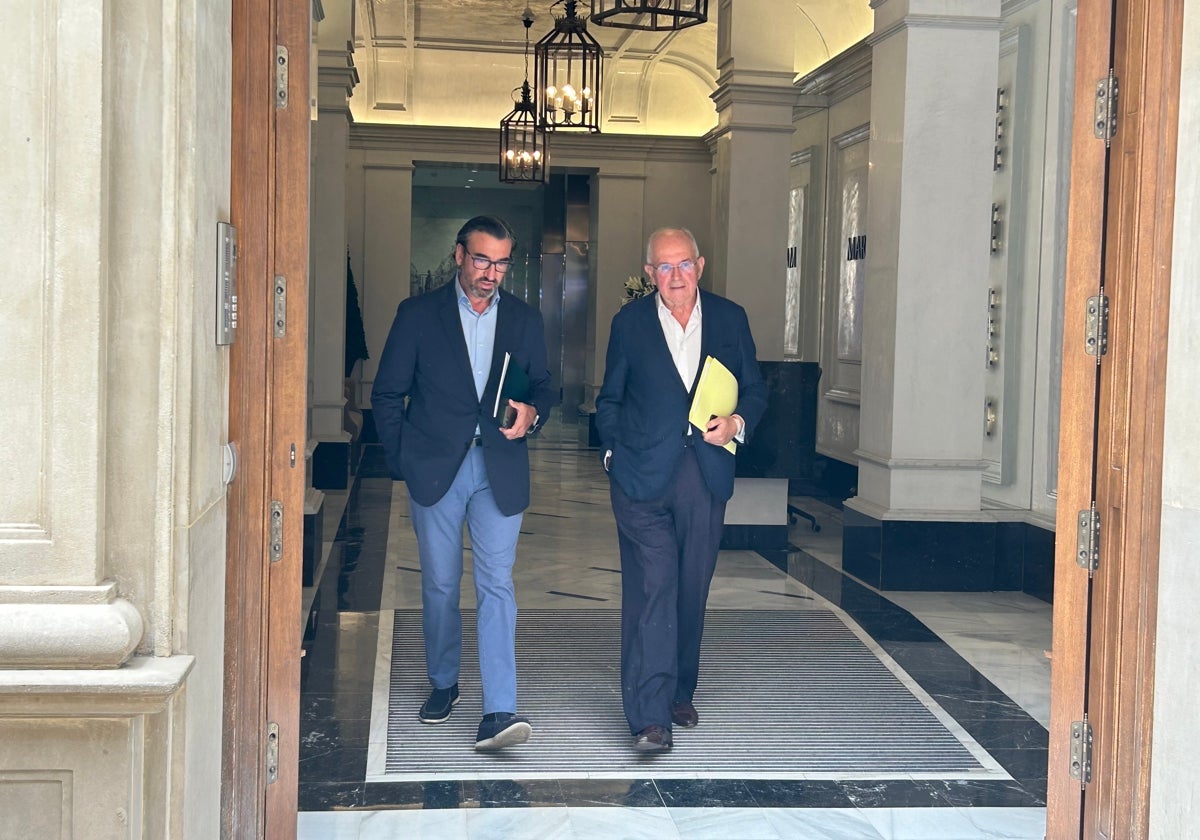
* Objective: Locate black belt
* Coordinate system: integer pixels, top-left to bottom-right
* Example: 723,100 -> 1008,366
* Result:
471,436 -> 484,447
682,429 -> 696,448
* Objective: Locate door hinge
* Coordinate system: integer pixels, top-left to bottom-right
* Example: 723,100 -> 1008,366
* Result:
274,275 -> 287,337
269,501 -> 284,563
1094,71 -> 1118,145
275,46 -> 289,109
1085,294 -> 1109,357
1070,718 -> 1094,785
1076,508 -> 1100,571
265,722 -> 280,784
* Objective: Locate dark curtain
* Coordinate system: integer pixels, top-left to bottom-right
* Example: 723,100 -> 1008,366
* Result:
345,253 -> 369,377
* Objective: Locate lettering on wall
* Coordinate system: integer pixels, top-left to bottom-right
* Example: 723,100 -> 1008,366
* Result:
846,234 -> 867,262
786,246 -> 798,268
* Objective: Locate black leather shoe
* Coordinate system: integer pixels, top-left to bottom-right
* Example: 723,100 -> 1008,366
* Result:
418,684 -> 460,723
475,712 -> 533,751
634,725 -> 673,752
671,700 -> 699,728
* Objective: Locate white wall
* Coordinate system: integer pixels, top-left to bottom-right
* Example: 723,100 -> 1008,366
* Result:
1150,0 -> 1200,833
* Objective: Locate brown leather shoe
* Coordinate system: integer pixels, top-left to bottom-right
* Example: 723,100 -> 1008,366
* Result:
671,700 -> 699,728
634,725 -> 673,752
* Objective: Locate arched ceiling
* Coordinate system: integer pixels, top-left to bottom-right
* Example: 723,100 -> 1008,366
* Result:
341,1 -> 872,135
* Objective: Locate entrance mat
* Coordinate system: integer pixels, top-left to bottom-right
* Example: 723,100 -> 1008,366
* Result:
374,608 -> 1007,781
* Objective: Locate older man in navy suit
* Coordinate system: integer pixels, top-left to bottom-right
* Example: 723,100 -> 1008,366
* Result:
597,227 -> 768,752
372,215 -> 555,751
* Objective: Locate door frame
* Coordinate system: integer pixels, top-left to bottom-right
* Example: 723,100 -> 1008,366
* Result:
219,0 -> 1185,836
223,0 -> 310,837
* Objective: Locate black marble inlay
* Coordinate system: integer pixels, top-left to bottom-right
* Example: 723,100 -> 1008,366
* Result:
556,779 -> 663,808
841,508 -> 1056,596
313,440 -> 351,490
654,778 -> 759,808
364,780 -> 466,809
720,523 -> 787,550
742,780 -> 855,809
308,477 -> 392,614
299,781 -> 365,811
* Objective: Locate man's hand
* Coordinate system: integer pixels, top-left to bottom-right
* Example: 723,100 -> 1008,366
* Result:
702,414 -> 740,448
501,400 -> 538,440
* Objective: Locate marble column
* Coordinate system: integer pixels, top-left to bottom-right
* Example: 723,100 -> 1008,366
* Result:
706,0 -> 796,362
584,168 -> 647,420
309,45 -> 358,490
842,0 -> 1004,589
360,161 -> 415,409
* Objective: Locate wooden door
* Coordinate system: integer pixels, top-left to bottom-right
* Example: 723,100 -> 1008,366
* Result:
1047,0 -> 1182,835
223,0 -> 310,837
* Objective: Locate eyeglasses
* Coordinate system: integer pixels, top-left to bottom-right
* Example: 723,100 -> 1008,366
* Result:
467,252 -> 514,274
651,259 -> 697,276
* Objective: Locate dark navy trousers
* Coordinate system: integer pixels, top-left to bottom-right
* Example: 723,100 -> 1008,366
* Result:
611,444 -> 726,734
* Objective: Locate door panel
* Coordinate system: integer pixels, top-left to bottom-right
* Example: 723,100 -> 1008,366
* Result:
1082,0 -> 1182,834
1045,0 -> 1114,833
1048,0 -> 1182,836
224,0 -> 309,837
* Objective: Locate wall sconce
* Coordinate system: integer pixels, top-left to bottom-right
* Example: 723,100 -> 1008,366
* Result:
535,0 -> 604,133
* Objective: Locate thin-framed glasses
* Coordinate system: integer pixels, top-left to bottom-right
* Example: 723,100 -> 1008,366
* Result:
468,252 -> 514,274
651,259 -> 696,276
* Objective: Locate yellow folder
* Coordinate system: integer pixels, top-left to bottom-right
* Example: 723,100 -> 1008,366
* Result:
688,355 -> 739,454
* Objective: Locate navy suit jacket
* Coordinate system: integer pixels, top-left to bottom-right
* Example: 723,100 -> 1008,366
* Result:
595,290 -> 768,503
371,282 -> 555,516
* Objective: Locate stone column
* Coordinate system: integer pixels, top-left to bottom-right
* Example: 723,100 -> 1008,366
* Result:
360,161 -> 415,409
1,2 -> 199,836
584,168 -> 647,412
704,0 -> 796,547
706,0 -> 796,362
309,43 -> 358,491
0,0 -> 142,667
842,0 -> 1004,589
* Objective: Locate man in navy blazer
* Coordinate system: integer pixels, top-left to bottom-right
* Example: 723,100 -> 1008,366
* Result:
372,215 -> 555,752
596,227 -> 768,752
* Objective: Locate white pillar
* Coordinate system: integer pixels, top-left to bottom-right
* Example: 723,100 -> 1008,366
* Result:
848,0 -> 1002,519
0,0 -> 141,663
361,162 -> 414,407
585,169 -> 646,408
310,58 -> 357,443
706,0 -> 796,362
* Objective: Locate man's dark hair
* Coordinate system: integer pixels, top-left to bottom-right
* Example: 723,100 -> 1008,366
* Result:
455,215 -> 517,252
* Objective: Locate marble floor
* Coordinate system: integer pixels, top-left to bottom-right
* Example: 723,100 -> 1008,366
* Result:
298,413 -> 1051,839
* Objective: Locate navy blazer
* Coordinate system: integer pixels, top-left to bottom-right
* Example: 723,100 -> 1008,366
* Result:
596,290 -> 768,503
371,281 -> 556,516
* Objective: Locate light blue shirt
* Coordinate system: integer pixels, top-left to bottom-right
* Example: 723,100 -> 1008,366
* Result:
457,275 -> 499,432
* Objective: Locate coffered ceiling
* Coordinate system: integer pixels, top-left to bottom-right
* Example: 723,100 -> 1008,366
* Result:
341,1 -> 872,136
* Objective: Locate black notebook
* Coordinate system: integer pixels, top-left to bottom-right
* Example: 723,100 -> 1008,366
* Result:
492,352 -> 530,429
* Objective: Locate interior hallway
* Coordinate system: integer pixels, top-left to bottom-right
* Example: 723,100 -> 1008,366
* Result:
296,412 -> 1050,839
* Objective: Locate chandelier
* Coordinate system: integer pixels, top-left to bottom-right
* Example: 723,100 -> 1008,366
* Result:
534,0 -> 604,133
590,0 -> 708,31
500,9 -> 549,182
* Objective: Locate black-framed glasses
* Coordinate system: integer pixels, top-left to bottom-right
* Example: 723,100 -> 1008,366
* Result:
651,259 -> 696,276
467,252 -> 514,274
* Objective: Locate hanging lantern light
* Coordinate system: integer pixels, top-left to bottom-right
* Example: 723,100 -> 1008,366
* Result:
535,0 -> 604,133
500,83 -> 549,183
590,0 -> 708,31
500,9 -> 549,183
